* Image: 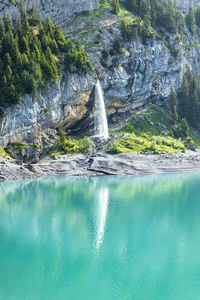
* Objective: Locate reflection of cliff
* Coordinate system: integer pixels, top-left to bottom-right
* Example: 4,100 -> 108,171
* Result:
0,172 -> 199,247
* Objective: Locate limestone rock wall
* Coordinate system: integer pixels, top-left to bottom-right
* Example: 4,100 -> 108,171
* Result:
0,73 -> 96,147
0,0 -> 99,26
1,35 -> 200,147
176,0 -> 200,12
1,1 -> 200,147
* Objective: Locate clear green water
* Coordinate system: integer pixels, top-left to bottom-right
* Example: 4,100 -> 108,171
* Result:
1,173 -> 200,300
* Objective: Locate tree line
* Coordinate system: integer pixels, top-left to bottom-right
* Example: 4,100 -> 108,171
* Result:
168,66 -> 200,138
0,0 -> 92,107
113,0 -> 200,36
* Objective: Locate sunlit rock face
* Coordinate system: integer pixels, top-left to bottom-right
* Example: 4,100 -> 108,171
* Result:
0,73 -> 96,147
1,0 -> 200,146
176,0 -> 200,12
119,0 -> 200,11
0,0 -> 99,26
1,36 -> 200,147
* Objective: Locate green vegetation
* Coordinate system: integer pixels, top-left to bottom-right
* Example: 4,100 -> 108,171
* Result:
177,66 -> 200,130
0,2 -> 92,107
112,0 -> 120,15
48,127 -> 93,155
106,134 -> 186,154
111,105 -> 171,136
109,104 -> 200,154
5,142 -> 40,157
0,146 -> 11,158
5,142 -> 28,156
10,142 -> 28,152
186,4 -> 195,32
123,0 -> 185,36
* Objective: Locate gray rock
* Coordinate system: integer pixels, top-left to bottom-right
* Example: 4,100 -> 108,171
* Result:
0,0 -> 99,26
0,4 -> 200,147
2,151 -> 200,181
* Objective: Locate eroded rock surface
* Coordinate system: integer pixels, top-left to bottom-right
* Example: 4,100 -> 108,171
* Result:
1,151 -> 200,181
0,0 -> 99,26
1,2 -> 200,147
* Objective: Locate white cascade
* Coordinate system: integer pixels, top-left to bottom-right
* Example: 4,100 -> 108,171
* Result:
94,80 -> 109,139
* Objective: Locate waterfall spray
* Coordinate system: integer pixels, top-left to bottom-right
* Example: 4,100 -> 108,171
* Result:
94,80 -> 109,139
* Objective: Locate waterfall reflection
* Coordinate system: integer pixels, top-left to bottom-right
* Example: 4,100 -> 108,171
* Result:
95,186 -> 109,249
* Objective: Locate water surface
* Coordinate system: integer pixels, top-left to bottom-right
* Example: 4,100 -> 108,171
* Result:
0,173 -> 200,300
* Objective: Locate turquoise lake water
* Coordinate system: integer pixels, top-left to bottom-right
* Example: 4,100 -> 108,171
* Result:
1,173 -> 200,299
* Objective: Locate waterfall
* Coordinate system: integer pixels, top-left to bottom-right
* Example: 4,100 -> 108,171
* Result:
94,80 -> 109,139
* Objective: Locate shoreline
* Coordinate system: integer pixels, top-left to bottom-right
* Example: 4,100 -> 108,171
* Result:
1,150 -> 200,181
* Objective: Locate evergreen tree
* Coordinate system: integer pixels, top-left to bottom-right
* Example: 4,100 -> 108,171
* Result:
178,75 -> 190,120
195,5 -> 200,27
177,67 -> 200,129
20,0 -> 25,16
168,87 -> 177,111
5,14 -> 13,32
172,105 -> 179,122
126,0 -> 137,12
29,5 -> 41,26
45,16 -> 55,38
0,4 -> 92,107
186,4 -> 195,32
0,18 -> 5,39
112,0 -> 120,15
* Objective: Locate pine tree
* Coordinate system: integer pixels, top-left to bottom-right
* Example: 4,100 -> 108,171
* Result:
20,0 -> 25,16
168,87 -> 177,111
5,14 -> 13,32
172,105 -> 179,122
21,36 -> 30,56
3,52 -> 12,66
0,3 -> 92,107
186,4 -> 195,32
29,5 -> 41,26
178,75 -> 190,121
181,118 -> 189,137
112,0 -> 120,15
51,39 -> 58,54
195,5 -> 200,27
45,16 -> 55,38
5,65 -> 12,80
0,18 -> 5,39
34,44 -> 41,61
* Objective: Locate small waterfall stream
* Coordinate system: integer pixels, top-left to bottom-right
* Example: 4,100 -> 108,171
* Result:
94,80 -> 109,139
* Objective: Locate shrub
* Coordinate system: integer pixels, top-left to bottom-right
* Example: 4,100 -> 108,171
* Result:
79,137 -> 93,153
105,140 -> 122,154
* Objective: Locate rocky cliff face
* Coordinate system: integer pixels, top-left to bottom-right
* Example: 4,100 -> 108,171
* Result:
176,0 -> 200,12
0,1 -> 200,149
119,0 -> 200,12
0,0 -> 99,26
1,34 -> 199,147
0,72 -> 96,147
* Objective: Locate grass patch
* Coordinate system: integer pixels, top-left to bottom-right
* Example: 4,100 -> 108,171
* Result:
110,104 -> 200,149
106,134 -> 186,154
111,105 -> 172,136
73,1 -> 112,21
48,132 -> 93,155
108,104 -> 200,154
0,147 -> 11,158
189,132 -> 200,148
